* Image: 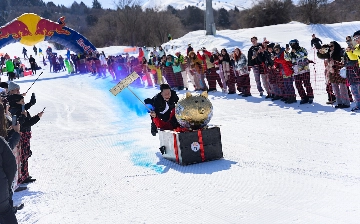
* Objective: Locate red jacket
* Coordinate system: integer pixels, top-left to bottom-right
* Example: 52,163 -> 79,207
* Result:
274,50 -> 293,77
197,50 -> 212,70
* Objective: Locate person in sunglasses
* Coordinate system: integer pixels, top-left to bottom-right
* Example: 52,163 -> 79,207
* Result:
345,30 -> 360,111
285,39 -> 314,104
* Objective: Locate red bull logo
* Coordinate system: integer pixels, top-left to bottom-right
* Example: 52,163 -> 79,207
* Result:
0,13 -> 97,53
0,20 -> 32,39
35,16 -> 71,37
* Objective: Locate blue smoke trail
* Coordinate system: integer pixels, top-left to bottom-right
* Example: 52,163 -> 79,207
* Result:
130,151 -> 165,174
92,78 -> 148,117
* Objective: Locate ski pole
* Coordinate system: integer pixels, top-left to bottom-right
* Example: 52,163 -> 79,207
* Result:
25,72 -> 43,94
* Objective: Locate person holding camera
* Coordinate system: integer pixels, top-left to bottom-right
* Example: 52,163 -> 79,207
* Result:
7,93 -> 42,184
248,36 -> 265,96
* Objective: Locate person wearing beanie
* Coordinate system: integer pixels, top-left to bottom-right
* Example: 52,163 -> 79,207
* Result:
285,39 -> 314,104
7,82 -> 20,95
9,94 -> 44,185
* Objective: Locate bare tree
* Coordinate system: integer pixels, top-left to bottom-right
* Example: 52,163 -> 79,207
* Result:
115,5 -> 142,46
298,0 -> 328,24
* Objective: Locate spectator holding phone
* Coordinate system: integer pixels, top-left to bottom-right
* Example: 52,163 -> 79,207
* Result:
7,94 -> 43,184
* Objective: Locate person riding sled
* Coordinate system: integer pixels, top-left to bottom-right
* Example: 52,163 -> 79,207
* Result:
144,84 -> 179,136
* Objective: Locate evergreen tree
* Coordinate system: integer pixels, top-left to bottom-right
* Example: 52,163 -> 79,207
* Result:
46,1 -> 57,7
92,0 -> 102,9
186,6 -> 203,26
217,8 -> 230,28
0,0 -> 8,10
41,10 -> 52,19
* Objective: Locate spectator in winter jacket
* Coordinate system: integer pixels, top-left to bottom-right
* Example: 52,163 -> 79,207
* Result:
345,31 -> 360,111
273,44 -> 296,104
233,47 -> 251,96
157,46 -> 166,61
33,46 -> 37,56
327,41 -> 350,108
248,36 -> 266,96
29,55 -> 36,75
22,47 -> 28,60
317,44 -> 337,104
218,48 -> 232,93
188,51 -> 206,91
285,39 -> 314,104
311,34 -> 323,50
66,49 -> 70,60
0,134 -> 18,224
8,94 -> 42,185
1,101 -> 22,210
175,52 -> 191,90
5,59 -> 15,81
186,44 -> 194,57
143,47 -> 150,61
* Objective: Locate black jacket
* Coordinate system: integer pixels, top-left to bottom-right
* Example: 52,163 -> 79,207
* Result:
0,137 -> 17,206
311,38 -> 322,50
9,103 -> 40,133
247,44 -> 263,66
144,90 -> 179,121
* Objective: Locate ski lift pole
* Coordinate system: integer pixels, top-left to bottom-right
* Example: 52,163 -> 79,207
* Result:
25,72 -> 43,94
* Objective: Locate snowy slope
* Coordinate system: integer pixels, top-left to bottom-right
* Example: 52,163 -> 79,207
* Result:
0,21 -> 359,223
